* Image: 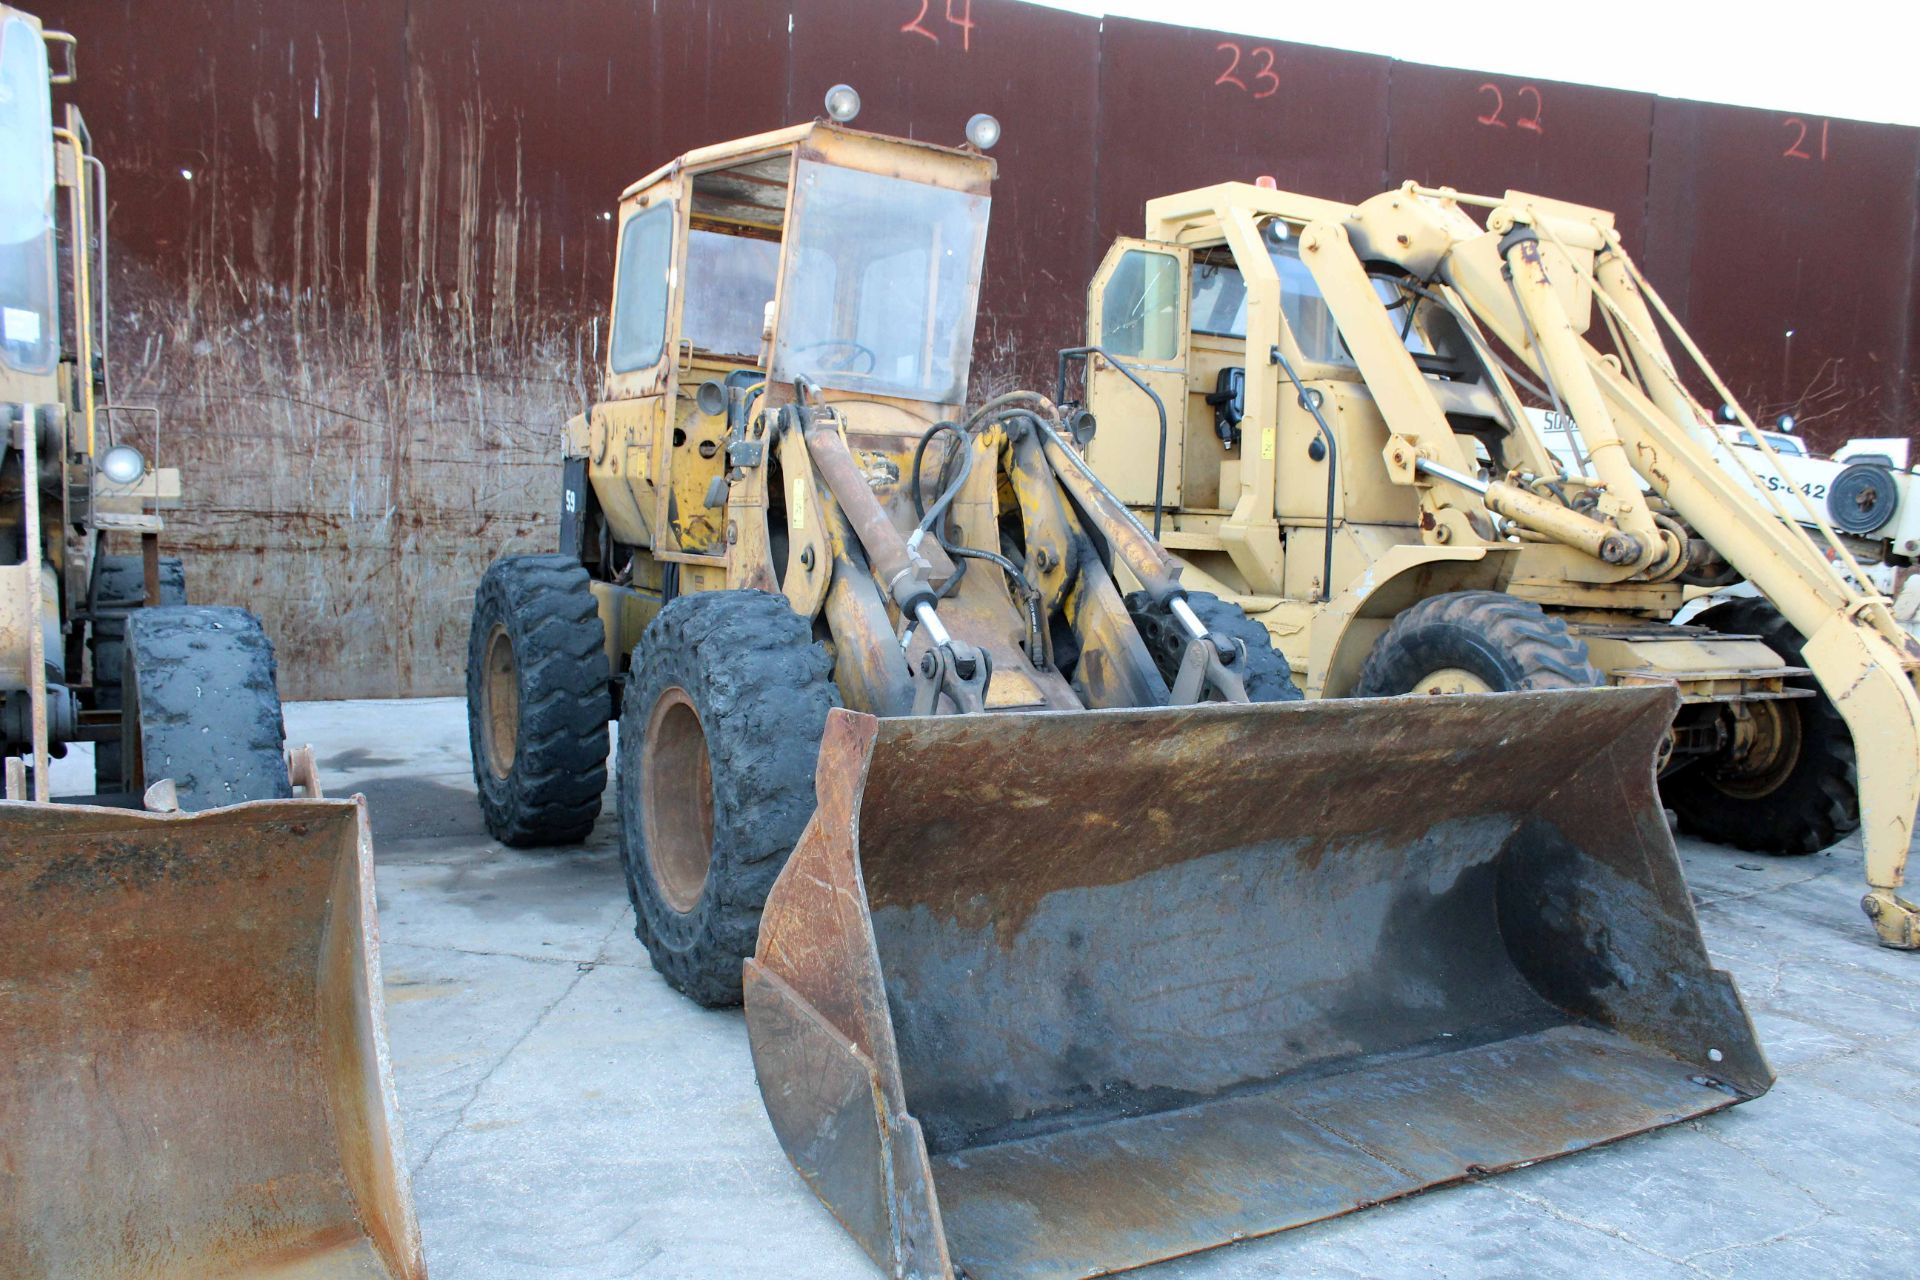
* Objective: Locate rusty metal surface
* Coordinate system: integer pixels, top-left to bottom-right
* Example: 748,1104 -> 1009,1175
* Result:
746,687 -> 1769,1280
1093,17 -> 1392,229
30,1 -> 1920,697
1644,98 -> 1920,439
0,797 -> 425,1279
1387,63 -> 1655,250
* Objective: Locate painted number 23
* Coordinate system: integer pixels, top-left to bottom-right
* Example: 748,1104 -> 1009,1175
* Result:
1477,82 -> 1544,134
1215,42 -> 1280,99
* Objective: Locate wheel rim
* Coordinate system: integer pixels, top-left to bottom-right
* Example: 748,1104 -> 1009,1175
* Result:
642,687 -> 716,914
481,624 -> 519,779
1710,700 -> 1803,799
1410,667 -> 1495,696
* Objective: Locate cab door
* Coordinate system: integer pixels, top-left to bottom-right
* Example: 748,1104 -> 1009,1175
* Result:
1082,238 -> 1192,511
597,191 -> 680,552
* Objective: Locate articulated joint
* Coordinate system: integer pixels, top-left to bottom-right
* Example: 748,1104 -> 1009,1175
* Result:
1494,220 -> 1538,258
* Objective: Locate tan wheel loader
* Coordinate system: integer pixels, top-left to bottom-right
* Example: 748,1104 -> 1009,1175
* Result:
0,11 -> 424,1276
465,92 -> 1766,1280
1077,178 -> 1920,950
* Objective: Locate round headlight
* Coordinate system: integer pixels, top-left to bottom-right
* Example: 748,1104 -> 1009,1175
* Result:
1776,413 -> 1797,434
824,84 -> 861,124
964,113 -> 1001,151
99,444 -> 146,486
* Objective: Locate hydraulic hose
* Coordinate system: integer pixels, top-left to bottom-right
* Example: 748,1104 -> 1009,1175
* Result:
911,416 -> 1048,664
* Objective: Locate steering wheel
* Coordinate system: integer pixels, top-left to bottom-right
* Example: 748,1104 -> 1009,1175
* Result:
793,338 -> 877,374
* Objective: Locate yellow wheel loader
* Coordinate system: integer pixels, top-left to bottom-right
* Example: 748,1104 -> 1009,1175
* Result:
0,11 -> 424,1276
1076,178 -> 1920,950
468,92 -> 1768,1280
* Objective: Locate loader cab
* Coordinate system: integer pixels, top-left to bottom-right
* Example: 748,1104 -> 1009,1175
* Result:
1083,185 -> 1545,643
1085,199 -> 1475,513
582,121 -> 994,651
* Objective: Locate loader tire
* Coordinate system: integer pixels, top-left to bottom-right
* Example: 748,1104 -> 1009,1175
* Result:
1661,598 -> 1857,855
467,555 -> 610,847
122,606 -> 291,809
89,554 -> 187,792
1125,590 -> 1303,702
1354,591 -> 1605,696
619,590 -> 840,1007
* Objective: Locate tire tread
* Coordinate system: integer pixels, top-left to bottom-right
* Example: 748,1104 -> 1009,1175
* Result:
1354,590 -> 1605,695
619,590 -> 840,1007
124,606 -> 290,808
466,554 -> 610,847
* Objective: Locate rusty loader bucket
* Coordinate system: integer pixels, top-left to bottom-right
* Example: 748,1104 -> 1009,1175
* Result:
0,798 -> 425,1280
744,686 -> 1769,1280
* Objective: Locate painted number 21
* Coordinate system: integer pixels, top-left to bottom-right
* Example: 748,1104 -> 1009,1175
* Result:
1215,42 -> 1280,99
902,0 -> 973,51
1782,117 -> 1829,161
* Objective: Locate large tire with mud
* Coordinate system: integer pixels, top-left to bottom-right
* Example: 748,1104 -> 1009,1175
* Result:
618,590 -> 840,1007
1125,590 -> 1303,702
90,554 -> 187,791
466,555 -> 610,847
1354,590 -> 1605,696
1661,597 -> 1857,855
122,606 -> 291,809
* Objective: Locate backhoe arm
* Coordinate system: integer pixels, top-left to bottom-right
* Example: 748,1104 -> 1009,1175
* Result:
1438,204 -> 1920,946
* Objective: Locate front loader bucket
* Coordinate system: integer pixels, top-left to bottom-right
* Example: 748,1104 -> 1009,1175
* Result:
0,798 -> 425,1280
745,687 -> 1769,1280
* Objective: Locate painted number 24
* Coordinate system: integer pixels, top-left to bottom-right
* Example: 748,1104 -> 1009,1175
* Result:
902,0 -> 973,51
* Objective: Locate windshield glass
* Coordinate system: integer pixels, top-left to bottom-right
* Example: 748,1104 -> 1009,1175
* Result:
0,16 -> 54,374
1189,231 -> 1430,366
772,159 -> 989,403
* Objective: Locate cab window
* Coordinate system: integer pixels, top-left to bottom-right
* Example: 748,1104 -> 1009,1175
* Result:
683,228 -> 779,360
772,159 -> 989,403
0,15 -> 55,375
609,203 -> 673,373
1099,248 -> 1181,361
1188,233 -> 1432,367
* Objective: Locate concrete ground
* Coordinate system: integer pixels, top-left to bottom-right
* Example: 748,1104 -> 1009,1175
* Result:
284,696 -> 1917,1280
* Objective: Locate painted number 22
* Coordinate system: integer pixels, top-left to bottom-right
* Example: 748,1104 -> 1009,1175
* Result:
1477,83 -> 1544,134
902,0 -> 973,51
1215,42 -> 1280,99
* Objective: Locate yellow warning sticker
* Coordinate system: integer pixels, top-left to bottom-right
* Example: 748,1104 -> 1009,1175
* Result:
1260,428 -> 1276,461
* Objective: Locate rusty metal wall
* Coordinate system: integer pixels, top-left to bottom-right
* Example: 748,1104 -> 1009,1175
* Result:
1643,100 -> 1920,432
38,2 -> 1920,698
